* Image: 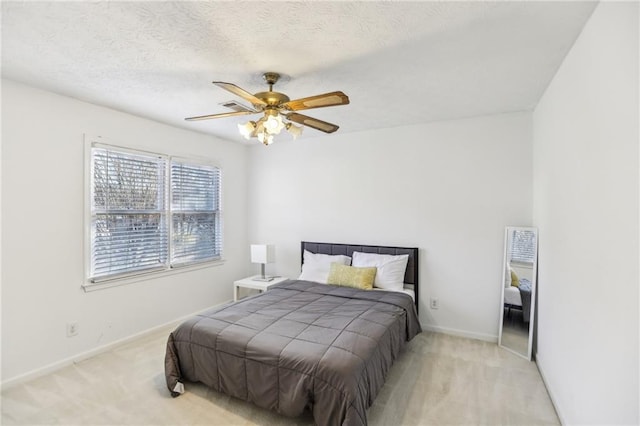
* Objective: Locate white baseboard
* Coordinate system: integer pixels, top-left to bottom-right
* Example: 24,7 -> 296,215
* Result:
0,301 -> 232,391
421,323 -> 498,343
535,353 -> 565,425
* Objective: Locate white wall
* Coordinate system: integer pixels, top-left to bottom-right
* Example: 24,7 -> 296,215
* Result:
533,2 -> 639,424
248,112 -> 533,340
1,80 -> 249,383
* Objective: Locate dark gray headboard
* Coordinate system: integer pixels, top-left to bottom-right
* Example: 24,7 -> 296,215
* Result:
301,241 -> 419,312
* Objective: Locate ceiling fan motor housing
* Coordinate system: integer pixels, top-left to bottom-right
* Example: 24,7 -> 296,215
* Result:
253,91 -> 290,107
254,72 -> 290,107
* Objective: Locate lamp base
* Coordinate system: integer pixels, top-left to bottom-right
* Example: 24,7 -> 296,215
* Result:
252,276 -> 274,282
252,263 -> 273,282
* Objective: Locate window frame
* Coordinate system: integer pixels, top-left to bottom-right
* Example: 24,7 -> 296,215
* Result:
83,136 -> 224,291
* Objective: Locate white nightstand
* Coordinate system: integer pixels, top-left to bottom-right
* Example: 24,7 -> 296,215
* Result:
233,276 -> 289,301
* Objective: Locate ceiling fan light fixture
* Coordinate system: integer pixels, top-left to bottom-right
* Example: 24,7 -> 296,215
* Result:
286,122 -> 304,140
263,110 -> 285,134
257,131 -> 274,146
238,121 -> 256,139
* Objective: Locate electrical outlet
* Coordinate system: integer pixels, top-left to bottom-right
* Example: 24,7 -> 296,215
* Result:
430,297 -> 439,310
66,322 -> 79,337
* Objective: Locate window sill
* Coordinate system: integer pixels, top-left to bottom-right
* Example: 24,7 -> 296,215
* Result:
82,259 -> 226,292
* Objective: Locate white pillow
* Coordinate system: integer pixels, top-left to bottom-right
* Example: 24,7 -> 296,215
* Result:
298,250 -> 351,284
351,251 -> 409,291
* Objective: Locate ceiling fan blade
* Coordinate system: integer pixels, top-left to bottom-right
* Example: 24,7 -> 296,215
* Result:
212,82 -> 267,107
286,113 -> 339,133
185,110 -> 256,121
283,91 -> 349,111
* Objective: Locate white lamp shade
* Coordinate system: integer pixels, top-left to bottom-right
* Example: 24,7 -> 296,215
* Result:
238,121 -> 256,139
264,113 -> 285,134
287,123 -> 303,139
251,244 -> 275,264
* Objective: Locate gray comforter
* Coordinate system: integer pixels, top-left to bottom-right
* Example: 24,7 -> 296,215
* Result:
165,279 -> 421,426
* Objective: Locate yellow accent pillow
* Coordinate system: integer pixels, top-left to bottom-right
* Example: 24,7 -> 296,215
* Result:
327,263 -> 376,290
510,269 -> 520,288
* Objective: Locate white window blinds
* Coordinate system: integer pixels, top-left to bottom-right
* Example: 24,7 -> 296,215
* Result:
89,144 -> 222,283
171,161 -> 222,265
91,147 -> 168,279
510,229 -> 537,264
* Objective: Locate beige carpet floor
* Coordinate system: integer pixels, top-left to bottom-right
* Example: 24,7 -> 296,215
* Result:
1,325 -> 559,425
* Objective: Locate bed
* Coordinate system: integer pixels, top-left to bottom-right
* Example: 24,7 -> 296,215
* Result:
503,278 -> 532,323
165,241 -> 421,426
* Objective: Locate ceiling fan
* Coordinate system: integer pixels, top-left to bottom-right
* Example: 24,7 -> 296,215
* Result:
185,72 -> 350,145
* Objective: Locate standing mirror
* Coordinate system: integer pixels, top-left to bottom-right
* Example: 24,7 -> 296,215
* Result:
498,226 -> 538,360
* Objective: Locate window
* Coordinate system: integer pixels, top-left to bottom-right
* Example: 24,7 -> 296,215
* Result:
170,160 -> 222,265
509,229 -> 537,264
89,143 -> 221,283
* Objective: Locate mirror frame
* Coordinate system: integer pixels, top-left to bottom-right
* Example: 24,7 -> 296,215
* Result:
498,226 -> 538,360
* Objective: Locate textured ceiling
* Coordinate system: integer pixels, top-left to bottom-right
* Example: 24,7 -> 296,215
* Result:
1,1 -> 597,144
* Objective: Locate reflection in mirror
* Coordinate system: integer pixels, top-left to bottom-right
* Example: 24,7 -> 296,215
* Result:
499,227 -> 538,360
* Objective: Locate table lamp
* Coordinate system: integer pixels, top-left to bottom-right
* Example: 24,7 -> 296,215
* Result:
251,244 -> 275,281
